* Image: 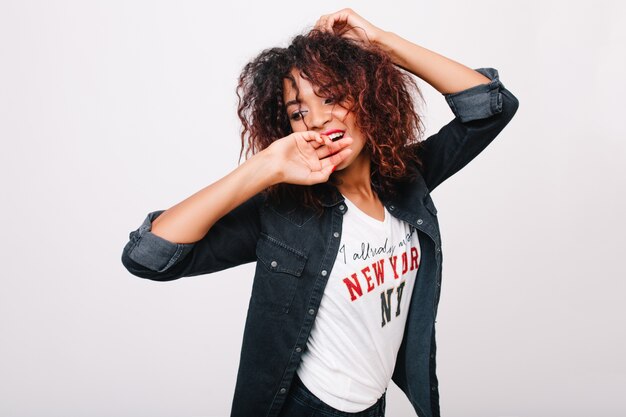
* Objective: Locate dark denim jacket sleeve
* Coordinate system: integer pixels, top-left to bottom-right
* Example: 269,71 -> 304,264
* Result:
121,193 -> 263,281
416,67 -> 520,191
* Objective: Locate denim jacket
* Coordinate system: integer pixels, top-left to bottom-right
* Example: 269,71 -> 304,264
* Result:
121,68 -> 519,417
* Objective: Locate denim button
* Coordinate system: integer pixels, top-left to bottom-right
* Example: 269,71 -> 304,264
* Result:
295,347 -> 302,353
436,247 -> 441,252
333,232 -> 339,238
389,205 -> 395,211
308,308 -> 315,315
339,204 -> 345,211
416,219 -> 424,225
430,353 -> 435,358
321,270 -> 327,276
270,260 -> 278,268
279,387 -> 287,394
431,386 -> 437,391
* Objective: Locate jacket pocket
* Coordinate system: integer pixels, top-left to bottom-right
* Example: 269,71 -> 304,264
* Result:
252,233 -> 308,314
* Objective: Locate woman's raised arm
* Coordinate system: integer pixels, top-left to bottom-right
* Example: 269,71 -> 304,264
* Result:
315,8 -> 491,94
316,9 -> 519,193
150,131 -> 351,244
121,131 -> 353,280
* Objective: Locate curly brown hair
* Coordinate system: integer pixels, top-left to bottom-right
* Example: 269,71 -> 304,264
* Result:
236,28 -> 425,215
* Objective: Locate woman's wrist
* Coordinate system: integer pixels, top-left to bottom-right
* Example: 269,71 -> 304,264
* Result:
249,147 -> 284,187
371,29 -> 390,48
372,30 -> 405,66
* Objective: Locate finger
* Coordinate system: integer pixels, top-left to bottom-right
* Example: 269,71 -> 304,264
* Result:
294,134 -> 322,155
306,164 -> 336,185
315,136 -> 353,159
315,15 -> 329,31
320,147 -> 353,169
299,131 -> 323,144
308,140 -> 324,150
320,134 -> 333,146
327,15 -> 336,33
316,13 -> 334,33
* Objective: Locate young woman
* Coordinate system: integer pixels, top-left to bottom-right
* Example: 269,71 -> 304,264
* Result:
121,9 -> 519,417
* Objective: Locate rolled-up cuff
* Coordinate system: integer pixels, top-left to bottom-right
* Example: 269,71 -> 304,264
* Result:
126,210 -> 195,272
444,67 -> 504,123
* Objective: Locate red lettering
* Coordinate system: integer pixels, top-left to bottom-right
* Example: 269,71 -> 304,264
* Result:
372,259 -> 385,286
362,266 -> 374,292
401,252 -> 408,274
410,247 -> 419,270
389,255 -> 399,279
343,273 -> 363,301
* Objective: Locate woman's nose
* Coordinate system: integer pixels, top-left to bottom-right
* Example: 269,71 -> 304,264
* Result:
308,107 -> 332,129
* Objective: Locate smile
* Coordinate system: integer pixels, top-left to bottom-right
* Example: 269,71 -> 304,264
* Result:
323,129 -> 345,141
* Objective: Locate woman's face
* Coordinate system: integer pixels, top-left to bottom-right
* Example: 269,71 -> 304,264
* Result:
282,68 -> 367,172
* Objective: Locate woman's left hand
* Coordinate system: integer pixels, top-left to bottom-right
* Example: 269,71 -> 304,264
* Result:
314,8 -> 385,45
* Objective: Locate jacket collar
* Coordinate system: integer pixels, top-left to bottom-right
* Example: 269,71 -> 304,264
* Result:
315,182 -> 346,207
313,176 -> 440,243
315,177 -> 427,209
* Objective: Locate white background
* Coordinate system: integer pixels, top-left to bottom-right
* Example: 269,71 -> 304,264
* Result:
1,1 -> 625,416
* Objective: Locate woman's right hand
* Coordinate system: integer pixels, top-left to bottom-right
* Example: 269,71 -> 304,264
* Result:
265,131 -> 353,186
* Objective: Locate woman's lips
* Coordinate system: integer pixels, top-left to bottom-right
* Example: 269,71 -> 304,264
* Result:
322,129 -> 345,141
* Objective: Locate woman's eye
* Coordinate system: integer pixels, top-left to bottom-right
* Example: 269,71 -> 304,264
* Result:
324,97 -> 336,105
290,110 -> 307,121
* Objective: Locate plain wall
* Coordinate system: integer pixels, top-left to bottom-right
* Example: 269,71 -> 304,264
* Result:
1,0 -> 625,416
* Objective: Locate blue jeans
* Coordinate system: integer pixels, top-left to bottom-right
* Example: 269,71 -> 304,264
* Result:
278,373 -> 387,417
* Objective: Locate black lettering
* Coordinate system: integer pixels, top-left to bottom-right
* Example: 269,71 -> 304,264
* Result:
380,288 -> 394,327
395,281 -> 406,317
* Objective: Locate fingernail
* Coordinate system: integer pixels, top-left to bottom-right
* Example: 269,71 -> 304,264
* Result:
331,166 -> 336,173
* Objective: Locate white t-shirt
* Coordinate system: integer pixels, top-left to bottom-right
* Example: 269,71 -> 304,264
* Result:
296,194 -> 421,412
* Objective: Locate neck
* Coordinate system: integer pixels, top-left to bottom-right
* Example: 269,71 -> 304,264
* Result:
334,151 -> 376,200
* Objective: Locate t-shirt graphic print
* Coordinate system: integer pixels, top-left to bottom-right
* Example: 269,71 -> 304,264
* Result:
296,194 -> 421,412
